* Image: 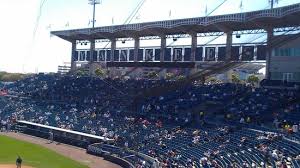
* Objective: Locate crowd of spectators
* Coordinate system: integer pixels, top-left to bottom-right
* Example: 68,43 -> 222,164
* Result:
0,74 -> 300,168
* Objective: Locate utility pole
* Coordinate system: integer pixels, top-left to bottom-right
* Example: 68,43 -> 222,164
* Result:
88,0 -> 101,28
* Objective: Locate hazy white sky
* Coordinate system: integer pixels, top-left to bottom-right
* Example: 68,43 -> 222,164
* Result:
0,0 -> 299,73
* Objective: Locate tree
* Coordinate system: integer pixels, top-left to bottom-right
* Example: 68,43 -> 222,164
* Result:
94,68 -> 106,78
231,73 -> 241,84
147,71 -> 158,79
166,72 -> 175,80
247,75 -> 260,85
76,68 -> 87,77
176,75 -> 185,81
0,72 -> 26,82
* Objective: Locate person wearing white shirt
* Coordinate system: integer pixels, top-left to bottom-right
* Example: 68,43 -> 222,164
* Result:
293,124 -> 298,133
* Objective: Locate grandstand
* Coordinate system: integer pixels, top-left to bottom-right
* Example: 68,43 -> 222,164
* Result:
1,74 -> 300,167
1,1 -> 300,168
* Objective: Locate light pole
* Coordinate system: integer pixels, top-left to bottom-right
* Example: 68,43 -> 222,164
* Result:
88,0 -> 101,28
269,0 -> 278,9
88,0 -> 101,73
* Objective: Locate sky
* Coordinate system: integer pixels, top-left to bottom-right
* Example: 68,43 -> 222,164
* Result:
0,0 -> 299,73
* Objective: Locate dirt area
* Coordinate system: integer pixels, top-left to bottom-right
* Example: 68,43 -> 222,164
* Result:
0,165 -> 34,168
0,132 -> 122,168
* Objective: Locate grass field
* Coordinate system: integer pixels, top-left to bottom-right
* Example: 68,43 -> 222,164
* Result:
0,135 -> 88,168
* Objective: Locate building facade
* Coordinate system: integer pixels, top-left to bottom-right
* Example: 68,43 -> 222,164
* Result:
270,36 -> 300,82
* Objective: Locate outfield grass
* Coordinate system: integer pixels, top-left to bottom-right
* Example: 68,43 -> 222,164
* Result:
0,135 -> 88,168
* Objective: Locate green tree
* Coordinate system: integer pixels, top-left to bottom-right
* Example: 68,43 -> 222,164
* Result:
76,69 -> 87,77
147,71 -> 158,79
0,72 -> 26,82
94,68 -> 106,78
166,72 -> 175,80
247,75 -> 259,85
176,75 -> 185,81
231,73 -> 241,84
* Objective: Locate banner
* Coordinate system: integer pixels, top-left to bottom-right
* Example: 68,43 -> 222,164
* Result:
173,48 -> 183,61
205,47 -> 215,61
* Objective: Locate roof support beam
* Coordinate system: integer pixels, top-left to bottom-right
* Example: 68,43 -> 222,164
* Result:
71,40 -> 77,71
110,38 -> 116,62
265,27 -> 274,80
190,33 -> 197,62
160,35 -> 166,62
134,37 -> 140,62
89,39 -> 95,64
225,31 -> 233,61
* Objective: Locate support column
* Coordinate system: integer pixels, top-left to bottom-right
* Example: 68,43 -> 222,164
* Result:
225,31 -> 233,61
202,47 -> 206,62
225,31 -> 233,82
89,39 -> 96,75
191,33 -> 197,62
110,39 -> 116,62
254,45 -> 258,61
266,28 -> 274,80
71,40 -> 76,71
134,37 -> 140,62
160,36 -> 166,62
215,46 -> 219,62
90,39 -> 95,63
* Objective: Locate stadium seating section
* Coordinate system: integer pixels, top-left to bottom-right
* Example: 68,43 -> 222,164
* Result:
0,74 -> 300,168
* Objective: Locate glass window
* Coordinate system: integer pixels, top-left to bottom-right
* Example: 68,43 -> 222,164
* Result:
284,49 -> 288,56
291,48 -> 295,56
280,49 -> 285,56
275,49 -> 279,56
274,48 -> 300,56
295,48 -> 300,56
294,72 -> 300,81
287,49 -> 291,56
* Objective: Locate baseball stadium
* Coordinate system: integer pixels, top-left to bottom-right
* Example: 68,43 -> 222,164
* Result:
1,0 -> 300,168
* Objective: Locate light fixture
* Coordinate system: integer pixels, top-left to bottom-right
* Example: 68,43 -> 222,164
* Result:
236,34 -> 241,38
122,40 -> 126,44
173,38 -> 177,41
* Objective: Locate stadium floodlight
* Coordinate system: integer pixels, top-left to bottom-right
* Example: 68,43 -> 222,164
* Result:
88,0 -> 102,28
88,0 -> 101,4
269,0 -> 278,9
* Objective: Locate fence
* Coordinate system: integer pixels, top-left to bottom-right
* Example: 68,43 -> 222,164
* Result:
16,120 -> 113,148
14,120 -> 155,168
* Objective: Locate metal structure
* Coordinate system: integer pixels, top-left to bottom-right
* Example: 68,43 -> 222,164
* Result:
270,0 -> 278,9
51,3 -> 300,79
74,26 -> 300,44
52,3 -> 300,41
88,0 -> 101,29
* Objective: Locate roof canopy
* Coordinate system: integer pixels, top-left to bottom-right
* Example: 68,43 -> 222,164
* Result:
51,3 -> 300,42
